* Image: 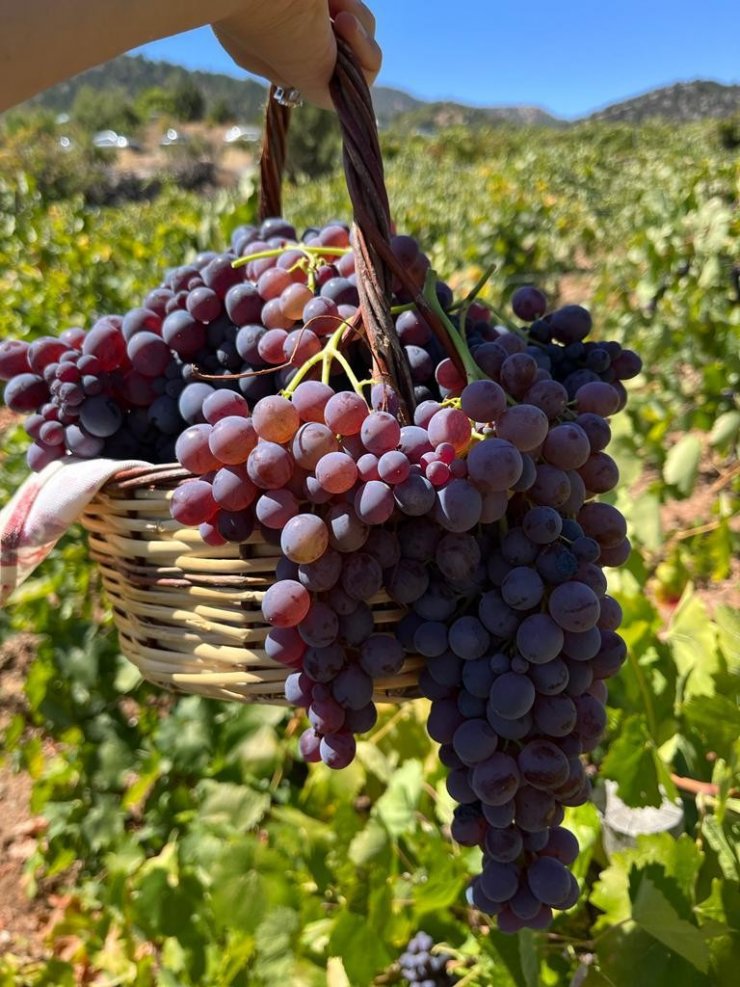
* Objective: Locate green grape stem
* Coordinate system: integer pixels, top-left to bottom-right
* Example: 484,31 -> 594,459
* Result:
456,265 -> 496,349
281,320 -> 367,402
231,244 -> 350,270
422,269 -> 485,384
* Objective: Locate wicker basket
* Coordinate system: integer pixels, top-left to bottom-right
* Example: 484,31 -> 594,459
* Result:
80,464 -> 423,704
79,44 -> 446,707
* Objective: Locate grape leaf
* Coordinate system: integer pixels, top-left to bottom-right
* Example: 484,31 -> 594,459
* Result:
328,911 -> 392,987
696,877 -> 740,932
356,740 -> 394,783
622,489 -> 662,551
197,780 -> 270,833
701,815 -> 740,882
708,409 -> 740,449
518,929 -> 541,987
434,776 -> 456,827
113,655 -> 143,692
630,870 -> 709,972
253,907 -> 300,983
210,868 -> 265,933
591,833 -> 704,933
233,723 -> 282,766
485,929 -> 530,987
695,877 -> 740,985
79,794 -> 126,851
93,734 -> 137,788
301,757 -> 366,813
348,818 -> 389,867
682,694 -> 740,752
374,758 -> 423,837
581,966 -> 616,986
133,866 -> 207,943
590,852 -> 632,928
594,923 -> 711,987
667,588 -> 719,700
629,832 -> 704,903
600,714 -> 674,807
412,840 -> 467,913
715,606 -> 740,674
563,802 -> 601,882
663,434 -> 702,497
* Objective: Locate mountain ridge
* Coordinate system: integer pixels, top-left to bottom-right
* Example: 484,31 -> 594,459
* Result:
586,79 -> 740,123
19,54 -> 740,129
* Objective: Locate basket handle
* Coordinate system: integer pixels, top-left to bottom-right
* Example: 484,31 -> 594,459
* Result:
259,95 -> 290,222
257,38 -> 461,418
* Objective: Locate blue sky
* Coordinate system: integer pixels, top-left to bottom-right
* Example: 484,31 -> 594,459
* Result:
132,1 -> 739,119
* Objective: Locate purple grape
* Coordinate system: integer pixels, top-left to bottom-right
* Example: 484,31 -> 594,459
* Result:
452,718 -> 498,765
527,855 -> 573,907
470,752 -> 521,806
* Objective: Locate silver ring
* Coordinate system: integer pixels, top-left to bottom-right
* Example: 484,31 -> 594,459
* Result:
273,86 -> 303,108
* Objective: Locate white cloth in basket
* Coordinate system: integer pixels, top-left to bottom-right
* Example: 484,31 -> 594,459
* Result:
0,458 -> 150,603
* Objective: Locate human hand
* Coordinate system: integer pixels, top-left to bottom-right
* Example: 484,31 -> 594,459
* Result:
212,0 -> 382,110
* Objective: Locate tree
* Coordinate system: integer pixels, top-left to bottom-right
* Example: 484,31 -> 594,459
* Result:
169,77 -> 205,122
207,98 -> 236,126
135,87 -> 177,121
71,85 -> 140,134
285,104 -> 341,180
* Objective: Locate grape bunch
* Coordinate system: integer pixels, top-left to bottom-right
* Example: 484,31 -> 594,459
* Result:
0,216 -> 642,932
0,217 -> 391,471
399,931 -> 457,986
172,376 -> 527,768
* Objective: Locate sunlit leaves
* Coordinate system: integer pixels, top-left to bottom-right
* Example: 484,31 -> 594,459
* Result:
0,118 -> 737,986
663,435 -> 703,498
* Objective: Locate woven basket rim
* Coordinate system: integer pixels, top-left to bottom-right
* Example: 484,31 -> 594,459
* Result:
82,477 -> 422,707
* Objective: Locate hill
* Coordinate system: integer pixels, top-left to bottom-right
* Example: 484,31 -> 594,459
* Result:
27,54 -> 555,128
588,80 -> 740,123
20,55 -> 740,129
26,54 -> 268,122
378,98 -> 559,131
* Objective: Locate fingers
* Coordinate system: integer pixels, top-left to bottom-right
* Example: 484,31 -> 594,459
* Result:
212,0 -> 380,111
332,9 -> 382,82
211,26 -> 279,85
329,0 -> 376,38
212,3 -> 337,109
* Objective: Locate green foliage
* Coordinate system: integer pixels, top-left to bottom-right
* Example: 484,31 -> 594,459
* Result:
0,106 -> 60,137
71,85 -> 141,134
23,54 -> 267,127
0,119 -> 738,985
169,77 -> 206,123
207,98 -> 237,126
135,86 -> 178,121
286,104 -> 342,181
716,113 -> 740,150
0,113 -> 105,202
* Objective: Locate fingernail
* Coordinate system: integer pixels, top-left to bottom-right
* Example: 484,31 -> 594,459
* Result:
351,14 -> 369,40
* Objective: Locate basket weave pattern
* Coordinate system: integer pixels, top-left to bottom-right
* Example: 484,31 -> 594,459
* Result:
81,465 -> 423,704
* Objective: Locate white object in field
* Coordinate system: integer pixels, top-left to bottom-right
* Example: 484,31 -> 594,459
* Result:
93,129 -> 131,149
160,128 -> 188,147
600,780 -> 684,856
223,125 -> 261,144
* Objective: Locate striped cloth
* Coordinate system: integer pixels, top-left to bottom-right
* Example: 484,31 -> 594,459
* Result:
0,458 -> 149,602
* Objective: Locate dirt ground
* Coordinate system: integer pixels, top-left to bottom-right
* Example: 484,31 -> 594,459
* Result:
0,634 -> 54,964
109,120 -> 257,188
